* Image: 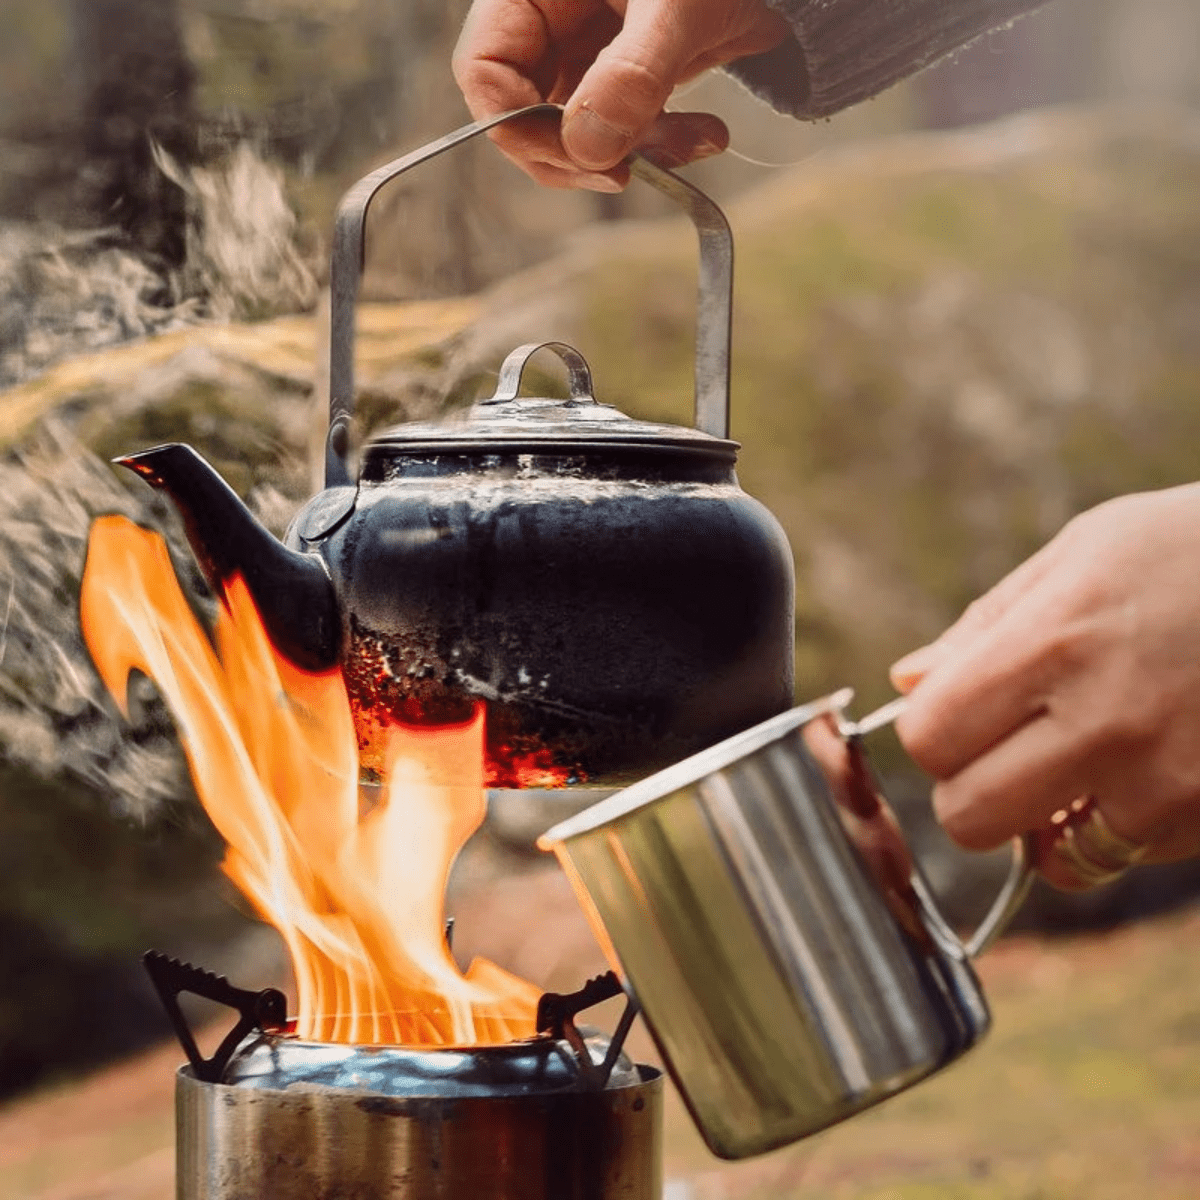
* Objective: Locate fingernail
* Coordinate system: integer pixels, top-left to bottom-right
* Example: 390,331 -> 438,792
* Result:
580,173 -> 625,194
649,139 -> 723,169
931,789 -> 962,832
931,783 -> 975,834
889,646 -> 933,691
563,105 -> 631,170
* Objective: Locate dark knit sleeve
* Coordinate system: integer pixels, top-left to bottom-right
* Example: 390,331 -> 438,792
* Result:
724,0 -> 1049,120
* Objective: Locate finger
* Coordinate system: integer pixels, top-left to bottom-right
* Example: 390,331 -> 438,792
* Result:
521,159 -> 630,191
931,709 -> 1101,851
889,644 -> 938,694
1029,798 -> 1181,891
453,8 -> 572,176
454,0 -> 556,116
562,0 -> 720,169
890,536 -> 1065,691
454,0 -> 622,181
1028,825 -> 1102,892
459,109 -> 627,191
633,110 -> 728,167
895,576 -> 1100,782
455,0 -> 620,110
1136,816 -> 1200,866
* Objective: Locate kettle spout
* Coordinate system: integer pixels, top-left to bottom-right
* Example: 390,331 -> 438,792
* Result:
118,443 -> 340,672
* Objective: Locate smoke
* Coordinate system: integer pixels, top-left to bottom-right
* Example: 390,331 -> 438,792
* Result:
0,224 -> 195,389
0,140 -> 318,390
0,133 -> 328,811
0,422 -> 198,816
152,140 -> 319,322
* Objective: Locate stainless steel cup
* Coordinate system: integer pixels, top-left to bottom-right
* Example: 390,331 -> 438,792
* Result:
539,691 -> 1033,1160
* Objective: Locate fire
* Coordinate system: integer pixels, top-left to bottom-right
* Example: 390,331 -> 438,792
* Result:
80,515 -> 539,1046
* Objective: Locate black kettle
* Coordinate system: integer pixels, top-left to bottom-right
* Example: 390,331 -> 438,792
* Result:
119,106 -> 795,789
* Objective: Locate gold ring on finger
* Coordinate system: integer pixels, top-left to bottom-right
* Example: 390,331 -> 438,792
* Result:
1050,797 -> 1147,887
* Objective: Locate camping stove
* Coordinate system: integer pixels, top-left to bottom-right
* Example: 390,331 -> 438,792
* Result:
145,953 -> 662,1199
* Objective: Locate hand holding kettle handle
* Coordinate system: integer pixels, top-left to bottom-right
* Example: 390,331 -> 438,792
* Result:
326,103 -> 733,487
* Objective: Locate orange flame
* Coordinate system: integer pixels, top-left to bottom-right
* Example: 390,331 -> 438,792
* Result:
80,515 -> 539,1045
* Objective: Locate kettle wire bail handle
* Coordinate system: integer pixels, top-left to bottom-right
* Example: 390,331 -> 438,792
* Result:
327,101 -> 560,487
326,103 -> 734,486
484,341 -> 597,406
628,155 -> 732,440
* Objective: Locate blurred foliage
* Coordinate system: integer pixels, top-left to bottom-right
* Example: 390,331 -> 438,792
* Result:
182,0 -> 422,171
0,3 -> 71,138
565,111 -> 1200,719
0,765 -> 240,1098
0,0 -> 423,161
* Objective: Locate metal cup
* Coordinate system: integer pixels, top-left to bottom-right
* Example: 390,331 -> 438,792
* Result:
539,690 -> 1033,1160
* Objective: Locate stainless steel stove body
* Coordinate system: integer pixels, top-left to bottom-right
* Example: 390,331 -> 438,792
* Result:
178,1035 -> 661,1200
148,954 -> 662,1200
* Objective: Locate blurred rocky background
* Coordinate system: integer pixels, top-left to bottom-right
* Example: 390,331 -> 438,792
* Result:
1,0 -> 1199,1109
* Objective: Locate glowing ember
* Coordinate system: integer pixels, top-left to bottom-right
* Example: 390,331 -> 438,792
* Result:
80,515 -> 539,1046
489,745 -> 577,790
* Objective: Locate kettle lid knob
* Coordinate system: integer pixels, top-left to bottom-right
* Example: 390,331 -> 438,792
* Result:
482,342 -> 597,408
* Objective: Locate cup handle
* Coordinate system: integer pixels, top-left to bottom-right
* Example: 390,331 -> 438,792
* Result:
961,832 -> 1037,957
841,695 -> 1037,958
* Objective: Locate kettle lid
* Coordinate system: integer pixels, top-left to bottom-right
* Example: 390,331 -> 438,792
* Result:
366,342 -> 739,461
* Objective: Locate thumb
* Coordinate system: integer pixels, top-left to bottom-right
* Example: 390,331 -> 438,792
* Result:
562,0 -> 702,170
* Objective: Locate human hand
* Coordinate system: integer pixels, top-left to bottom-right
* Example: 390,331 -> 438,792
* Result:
452,0 -> 789,190
889,484 -> 1200,890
